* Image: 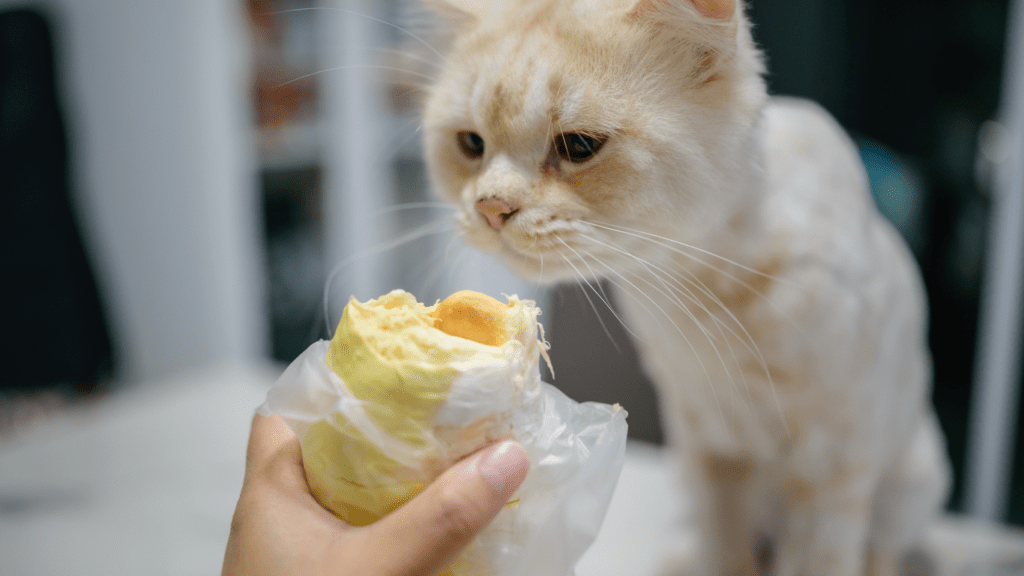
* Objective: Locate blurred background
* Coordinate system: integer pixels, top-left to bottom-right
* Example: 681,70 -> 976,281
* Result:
1,0 -> 1023,564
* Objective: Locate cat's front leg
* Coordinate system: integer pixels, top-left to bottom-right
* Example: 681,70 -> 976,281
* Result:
693,453 -> 763,576
773,473 -> 874,576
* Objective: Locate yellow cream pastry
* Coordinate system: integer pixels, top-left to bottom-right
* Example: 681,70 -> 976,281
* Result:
430,289 -> 512,346
302,289 -> 547,530
258,288 -> 628,576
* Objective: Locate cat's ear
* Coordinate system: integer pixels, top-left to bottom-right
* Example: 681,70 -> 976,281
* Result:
420,0 -> 486,26
626,0 -> 745,84
629,0 -> 735,20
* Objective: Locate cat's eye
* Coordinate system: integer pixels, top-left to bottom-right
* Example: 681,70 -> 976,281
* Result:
554,132 -> 607,163
456,131 -> 485,159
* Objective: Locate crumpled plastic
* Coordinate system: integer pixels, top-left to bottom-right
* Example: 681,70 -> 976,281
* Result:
257,291 -> 628,576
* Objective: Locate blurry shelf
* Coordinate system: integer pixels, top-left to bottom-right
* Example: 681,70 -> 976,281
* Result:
257,119 -> 324,171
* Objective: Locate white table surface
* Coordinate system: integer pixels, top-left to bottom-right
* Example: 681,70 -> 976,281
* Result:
2,365 -> 1023,576
0,365 -> 678,576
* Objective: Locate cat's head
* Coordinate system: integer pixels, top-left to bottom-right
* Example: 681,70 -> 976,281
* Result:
421,0 -> 766,283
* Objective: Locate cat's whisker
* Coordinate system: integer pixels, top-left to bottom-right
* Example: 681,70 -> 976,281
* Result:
586,220 -> 794,287
565,243 -> 725,426
577,242 -> 679,348
390,85 -> 434,102
663,267 -> 761,412
443,228 -> 462,263
626,253 -> 719,343
555,247 -> 625,353
586,219 -> 805,335
641,245 -> 772,366
620,264 -> 756,421
669,266 -> 770,364
565,244 -> 683,345
674,268 -> 789,436
323,218 -> 456,335
650,259 -> 781,420
427,244 -> 462,298
594,270 -> 729,425
531,250 -> 548,297
658,259 -> 789,431
645,263 -> 759,415
579,229 -> 773,428
407,228 -> 460,299
577,232 -> 721,342
577,230 -> 729,334
368,116 -> 429,167
555,237 -> 615,308
444,244 -> 472,288
375,201 -> 456,215
593,237 -> 753,417
622,259 -> 724,350
369,46 -> 446,72
261,7 -> 447,63
565,250 -> 658,345
588,221 -> 773,302
274,65 -> 436,90
406,230 -> 463,301
652,266 -> 759,420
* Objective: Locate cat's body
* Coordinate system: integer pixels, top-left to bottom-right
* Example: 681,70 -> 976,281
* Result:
615,98 -> 950,576
417,0 -> 951,574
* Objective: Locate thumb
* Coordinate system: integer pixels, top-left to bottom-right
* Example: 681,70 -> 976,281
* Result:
364,440 -> 529,576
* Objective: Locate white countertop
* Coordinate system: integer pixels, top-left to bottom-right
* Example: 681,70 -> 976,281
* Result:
0,365 -> 677,576
1,365 -> 1023,576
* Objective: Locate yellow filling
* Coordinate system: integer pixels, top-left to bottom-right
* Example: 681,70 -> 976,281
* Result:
305,289 -> 519,530
429,290 -> 511,346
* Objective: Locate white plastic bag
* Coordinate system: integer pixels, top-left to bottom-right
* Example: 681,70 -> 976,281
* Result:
258,337 -> 627,576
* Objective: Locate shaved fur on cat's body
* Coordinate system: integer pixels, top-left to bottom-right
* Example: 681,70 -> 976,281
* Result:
418,0 -> 951,574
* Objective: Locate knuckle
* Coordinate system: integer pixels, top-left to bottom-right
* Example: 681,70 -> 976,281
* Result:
435,484 -> 486,538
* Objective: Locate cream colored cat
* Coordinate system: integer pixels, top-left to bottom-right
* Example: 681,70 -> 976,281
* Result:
417,0 -> 951,574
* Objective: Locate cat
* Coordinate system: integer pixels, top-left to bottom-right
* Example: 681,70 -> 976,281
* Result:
413,0 -> 952,574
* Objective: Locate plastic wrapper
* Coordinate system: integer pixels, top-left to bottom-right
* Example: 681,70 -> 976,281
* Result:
257,290 -> 628,576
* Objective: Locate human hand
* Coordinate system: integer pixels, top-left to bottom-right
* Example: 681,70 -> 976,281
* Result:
222,413 -> 529,576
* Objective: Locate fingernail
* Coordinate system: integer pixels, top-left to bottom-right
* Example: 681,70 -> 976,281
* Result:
478,440 -> 529,494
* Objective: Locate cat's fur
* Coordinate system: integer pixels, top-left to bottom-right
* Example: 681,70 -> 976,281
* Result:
417,0 -> 951,574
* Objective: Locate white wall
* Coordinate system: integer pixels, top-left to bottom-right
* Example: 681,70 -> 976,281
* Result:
4,0 -> 268,383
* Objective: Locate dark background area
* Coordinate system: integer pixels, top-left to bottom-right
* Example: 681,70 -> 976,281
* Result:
0,10 -> 113,398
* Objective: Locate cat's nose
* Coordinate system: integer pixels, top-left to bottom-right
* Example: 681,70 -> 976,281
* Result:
476,197 -> 519,229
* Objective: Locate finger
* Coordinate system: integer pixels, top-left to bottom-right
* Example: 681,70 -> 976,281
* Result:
364,440 -> 529,576
245,413 -> 306,491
